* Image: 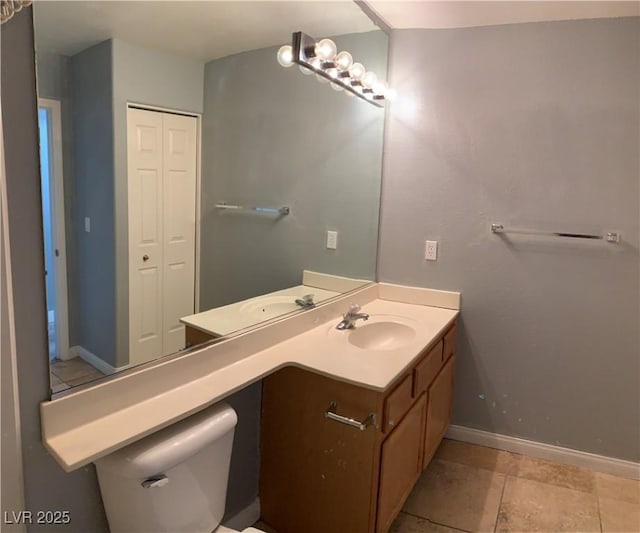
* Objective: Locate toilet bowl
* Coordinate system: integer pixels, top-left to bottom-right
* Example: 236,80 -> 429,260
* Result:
95,402 -> 264,533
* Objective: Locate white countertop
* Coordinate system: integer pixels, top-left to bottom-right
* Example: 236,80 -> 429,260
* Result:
41,283 -> 460,471
262,298 -> 457,389
181,285 -> 341,337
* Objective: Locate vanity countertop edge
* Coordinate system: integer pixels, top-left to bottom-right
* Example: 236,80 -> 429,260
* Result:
40,282 -> 460,472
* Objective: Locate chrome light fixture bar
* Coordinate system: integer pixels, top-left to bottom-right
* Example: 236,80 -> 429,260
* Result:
278,31 -> 391,108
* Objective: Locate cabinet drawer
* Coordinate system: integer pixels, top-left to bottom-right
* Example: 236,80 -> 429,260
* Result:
443,324 -> 457,362
383,374 -> 413,433
413,340 -> 443,396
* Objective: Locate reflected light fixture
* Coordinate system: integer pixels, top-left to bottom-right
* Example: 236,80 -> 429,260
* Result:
277,45 -> 294,68
277,31 -> 393,108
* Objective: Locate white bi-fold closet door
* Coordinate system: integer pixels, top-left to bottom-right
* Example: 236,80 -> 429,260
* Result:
127,107 -> 197,366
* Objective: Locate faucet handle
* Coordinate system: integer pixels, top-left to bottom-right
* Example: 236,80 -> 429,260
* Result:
348,303 -> 361,315
302,294 -> 314,304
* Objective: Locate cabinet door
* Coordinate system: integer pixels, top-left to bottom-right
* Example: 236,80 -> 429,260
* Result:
377,394 -> 426,533
424,356 -> 455,467
261,367 -> 381,533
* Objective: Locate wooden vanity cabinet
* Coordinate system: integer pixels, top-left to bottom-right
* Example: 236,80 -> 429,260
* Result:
184,325 -> 217,347
260,320 -> 457,533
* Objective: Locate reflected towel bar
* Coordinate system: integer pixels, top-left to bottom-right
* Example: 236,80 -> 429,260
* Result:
215,203 -> 290,215
491,224 -> 620,243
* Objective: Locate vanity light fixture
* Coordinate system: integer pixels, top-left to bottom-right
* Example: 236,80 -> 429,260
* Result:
276,32 -> 393,108
1,0 -> 32,24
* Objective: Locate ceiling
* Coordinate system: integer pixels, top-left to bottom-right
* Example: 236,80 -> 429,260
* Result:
366,1 -> 640,30
33,1 -> 378,61
33,1 -> 640,62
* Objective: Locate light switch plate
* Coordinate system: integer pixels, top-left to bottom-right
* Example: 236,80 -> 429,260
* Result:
326,230 -> 338,250
425,240 -> 437,261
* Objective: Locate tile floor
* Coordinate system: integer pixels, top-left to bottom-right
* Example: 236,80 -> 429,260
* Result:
391,439 -> 640,533
49,357 -> 105,393
255,438 -> 639,533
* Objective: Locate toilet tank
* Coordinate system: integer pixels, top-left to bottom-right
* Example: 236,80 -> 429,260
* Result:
95,402 -> 238,533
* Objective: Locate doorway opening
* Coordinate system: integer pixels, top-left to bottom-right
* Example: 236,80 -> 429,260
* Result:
38,98 -> 69,362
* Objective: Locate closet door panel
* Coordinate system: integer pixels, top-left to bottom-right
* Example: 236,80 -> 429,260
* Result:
162,113 -> 197,355
127,108 -> 164,365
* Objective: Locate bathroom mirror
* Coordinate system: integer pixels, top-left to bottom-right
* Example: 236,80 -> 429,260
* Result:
33,1 -> 388,394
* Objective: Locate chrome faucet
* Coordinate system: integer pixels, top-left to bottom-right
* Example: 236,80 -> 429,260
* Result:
295,294 -> 315,309
336,304 -> 370,330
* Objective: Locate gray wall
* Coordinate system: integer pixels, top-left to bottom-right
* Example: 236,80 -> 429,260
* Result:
1,139 -> 26,532
35,51 -> 79,347
111,38 -> 204,366
71,41 -> 117,367
1,8 -> 110,531
200,31 -> 387,310
378,18 -> 640,461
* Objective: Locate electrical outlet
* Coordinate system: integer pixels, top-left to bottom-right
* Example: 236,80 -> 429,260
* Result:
326,230 -> 338,250
425,240 -> 437,261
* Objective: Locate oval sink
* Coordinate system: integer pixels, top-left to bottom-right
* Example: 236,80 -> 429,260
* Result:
349,321 -> 416,351
239,296 -> 298,318
328,314 -> 418,351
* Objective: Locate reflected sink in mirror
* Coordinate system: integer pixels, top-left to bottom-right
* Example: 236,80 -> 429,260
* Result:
240,297 -> 303,319
329,315 -> 418,351
181,283 -> 342,338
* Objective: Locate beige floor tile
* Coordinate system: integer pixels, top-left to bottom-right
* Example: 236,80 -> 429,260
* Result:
435,438 -> 520,475
65,368 -> 105,387
391,512 -> 468,532
50,373 -> 68,393
50,357 -> 101,382
403,459 -> 505,532
496,476 -> 600,532
596,472 -> 640,504
512,455 -> 596,493
599,496 -> 640,532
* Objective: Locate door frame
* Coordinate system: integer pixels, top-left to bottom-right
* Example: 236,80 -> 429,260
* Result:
38,97 -> 70,360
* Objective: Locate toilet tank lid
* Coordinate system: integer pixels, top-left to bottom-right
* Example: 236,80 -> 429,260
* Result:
95,402 -> 238,478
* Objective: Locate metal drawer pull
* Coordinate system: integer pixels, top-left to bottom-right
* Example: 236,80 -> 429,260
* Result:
324,401 -> 376,431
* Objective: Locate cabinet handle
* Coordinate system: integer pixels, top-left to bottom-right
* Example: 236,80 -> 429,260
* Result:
324,401 -> 376,431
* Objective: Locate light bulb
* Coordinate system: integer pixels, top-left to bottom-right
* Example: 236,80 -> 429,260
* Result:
385,88 -> 398,101
326,68 -> 338,79
362,71 -> 378,89
349,62 -> 365,81
276,45 -> 293,68
335,51 -> 353,71
372,80 -> 387,96
315,38 -> 337,61
300,57 -> 321,75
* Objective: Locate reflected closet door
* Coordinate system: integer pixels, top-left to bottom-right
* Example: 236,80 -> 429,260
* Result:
127,107 -> 197,365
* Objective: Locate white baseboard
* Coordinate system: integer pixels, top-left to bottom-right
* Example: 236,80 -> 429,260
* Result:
446,424 -> 639,480
222,497 -> 260,531
69,346 -> 129,376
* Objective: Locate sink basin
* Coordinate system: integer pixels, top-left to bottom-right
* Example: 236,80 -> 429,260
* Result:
239,296 -> 299,319
329,314 -> 418,351
349,321 -> 417,350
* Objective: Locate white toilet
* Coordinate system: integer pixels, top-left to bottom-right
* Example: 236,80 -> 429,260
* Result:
95,402 -> 264,533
